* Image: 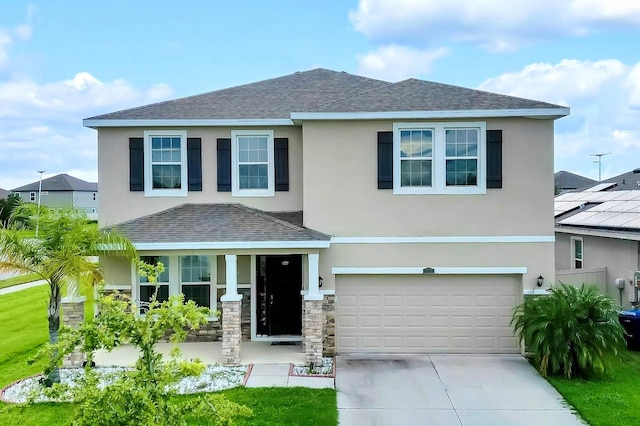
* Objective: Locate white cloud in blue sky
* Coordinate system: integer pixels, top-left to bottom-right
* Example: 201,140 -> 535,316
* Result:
0,0 -> 639,189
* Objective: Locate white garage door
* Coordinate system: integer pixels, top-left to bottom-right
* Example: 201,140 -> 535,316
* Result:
336,275 -> 521,354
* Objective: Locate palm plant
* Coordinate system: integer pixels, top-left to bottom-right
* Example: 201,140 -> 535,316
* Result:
512,283 -> 625,378
0,204 -> 136,383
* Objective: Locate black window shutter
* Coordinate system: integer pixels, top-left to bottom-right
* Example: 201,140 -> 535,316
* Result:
217,138 -> 232,192
187,138 -> 202,191
274,138 -> 289,191
129,137 -> 144,191
378,131 -> 393,189
486,130 -> 503,188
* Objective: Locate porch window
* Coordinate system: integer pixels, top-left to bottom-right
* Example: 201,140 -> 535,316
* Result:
139,255 -> 170,311
180,255 -> 212,308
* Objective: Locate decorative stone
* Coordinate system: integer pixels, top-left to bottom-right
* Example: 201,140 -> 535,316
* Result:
304,299 -> 324,367
222,300 -> 242,366
61,297 -> 86,368
322,295 -> 336,356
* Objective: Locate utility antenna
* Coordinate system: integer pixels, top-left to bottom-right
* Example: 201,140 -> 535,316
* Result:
589,153 -> 611,182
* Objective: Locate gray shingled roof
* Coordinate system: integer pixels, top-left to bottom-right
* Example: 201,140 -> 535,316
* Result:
602,169 -> 640,191
554,171 -> 597,192
12,174 -> 98,192
304,78 -> 562,112
86,69 -> 390,120
85,68 -> 565,121
108,204 -> 330,244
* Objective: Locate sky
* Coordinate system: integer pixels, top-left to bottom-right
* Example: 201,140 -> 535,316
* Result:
1,0 -> 640,190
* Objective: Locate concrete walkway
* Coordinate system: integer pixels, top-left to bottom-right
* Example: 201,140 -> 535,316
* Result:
337,355 -> 585,426
94,342 -> 335,389
0,279 -> 47,295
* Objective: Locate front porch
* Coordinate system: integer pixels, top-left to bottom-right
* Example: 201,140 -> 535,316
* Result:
93,341 -> 307,366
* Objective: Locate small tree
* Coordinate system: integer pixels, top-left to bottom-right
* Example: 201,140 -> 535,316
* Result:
512,283 -> 625,378
0,204 -> 137,384
39,260 -> 252,426
0,193 -> 21,227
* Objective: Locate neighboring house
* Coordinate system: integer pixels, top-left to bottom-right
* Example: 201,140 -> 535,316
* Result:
0,188 -> 10,200
11,174 -> 98,220
554,170 -> 596,194
555,183 -> 640,308
84,68 -> 569,365
602,168 -> 640,191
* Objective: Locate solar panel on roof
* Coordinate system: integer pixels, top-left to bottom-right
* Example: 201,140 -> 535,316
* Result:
558,211 -> 600,225
585,182 -> 617,192
589,200 -> 626,212
595,213 -> 640,227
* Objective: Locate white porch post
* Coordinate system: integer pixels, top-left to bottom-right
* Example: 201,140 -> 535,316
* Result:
222,255 -> 241,301
304,253 -> 323,367
221,255 -> 242,365
306,253 -> 322,300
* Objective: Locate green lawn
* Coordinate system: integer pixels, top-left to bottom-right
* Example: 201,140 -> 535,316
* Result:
0,286 -> 337,425
547,350 -> 640,426
0,273 -> 41,290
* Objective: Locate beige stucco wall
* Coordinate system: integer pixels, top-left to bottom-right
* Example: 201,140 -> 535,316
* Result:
318,241 -> 554,293
556,231 -> 640,307
302,118 -> 555,237
97,126 -> 303,227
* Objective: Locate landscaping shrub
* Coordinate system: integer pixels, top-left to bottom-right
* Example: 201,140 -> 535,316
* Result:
512,283 -> 625,378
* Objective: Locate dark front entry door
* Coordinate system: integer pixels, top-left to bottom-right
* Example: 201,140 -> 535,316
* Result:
256,255 -> 302,336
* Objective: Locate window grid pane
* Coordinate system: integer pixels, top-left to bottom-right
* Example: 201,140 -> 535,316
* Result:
182,284 -> 210,308
139,256 -> 170,283
401,159 -> 432,187
150,136 -> 182,189
445,128 -> 478,187
181,256 -> 211,283
237,135 -> 269,190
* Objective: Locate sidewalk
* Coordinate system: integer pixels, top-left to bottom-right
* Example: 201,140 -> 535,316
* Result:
245,363 -> 334,389
0,279 -> 47,296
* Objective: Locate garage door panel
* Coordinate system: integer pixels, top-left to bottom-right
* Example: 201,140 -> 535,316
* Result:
336,275 -> 521,354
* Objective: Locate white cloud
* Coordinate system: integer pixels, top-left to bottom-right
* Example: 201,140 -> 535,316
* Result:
0,72 -> 173,119
479,59 -> 640,180
0,71 -> 173,190
356,45 -> 448,81
350,0 -> 640,51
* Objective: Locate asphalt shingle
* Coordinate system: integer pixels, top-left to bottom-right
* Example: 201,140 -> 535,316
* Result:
108,204 -> 329,244
85,68 -> 566,122
11,174 -> 98,192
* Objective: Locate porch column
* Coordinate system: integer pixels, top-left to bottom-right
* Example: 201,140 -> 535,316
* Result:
221,255 -> 242,366
304,253 -> 323,367
61,296 -> 86,367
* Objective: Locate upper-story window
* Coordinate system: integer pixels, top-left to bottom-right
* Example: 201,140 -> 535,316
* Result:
92,192 -> 97,201
231,130 -> 274,197
393,122 -> 486,195
571,237 -> 583,269
144,130 -> 188,197
29,192 -> 36,202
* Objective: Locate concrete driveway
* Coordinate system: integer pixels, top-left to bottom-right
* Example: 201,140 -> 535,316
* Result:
336,355 -> 585,426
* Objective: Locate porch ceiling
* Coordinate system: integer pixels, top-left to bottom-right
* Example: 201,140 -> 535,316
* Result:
106,203 -> 330,245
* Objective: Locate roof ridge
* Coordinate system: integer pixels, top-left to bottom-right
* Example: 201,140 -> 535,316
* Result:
301,80 -> 394,111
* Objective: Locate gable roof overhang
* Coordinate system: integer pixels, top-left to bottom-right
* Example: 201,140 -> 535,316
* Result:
290,108 -> 569,122
106,203 -> 331,251
555,225 -> 640,241
83,118 -> 296,129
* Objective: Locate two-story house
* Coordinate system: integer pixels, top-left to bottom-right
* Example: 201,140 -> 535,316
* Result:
84,69 -> 569,365
12,173 -> 98,220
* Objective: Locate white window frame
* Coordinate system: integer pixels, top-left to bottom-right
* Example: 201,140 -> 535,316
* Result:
571,236 -> 584,269
92,192 -> 97,201
231,129 -> 275,197
393,122 -> 486,195
143,130 -> 188,197
29,192 -> 36,202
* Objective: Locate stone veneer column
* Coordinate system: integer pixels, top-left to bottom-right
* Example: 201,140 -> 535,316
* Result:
221,300 -> 242,365
61,296 -> 86,367
322,295 -> 336,356
221,255 -> 242,366
303,298 -> 323,367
